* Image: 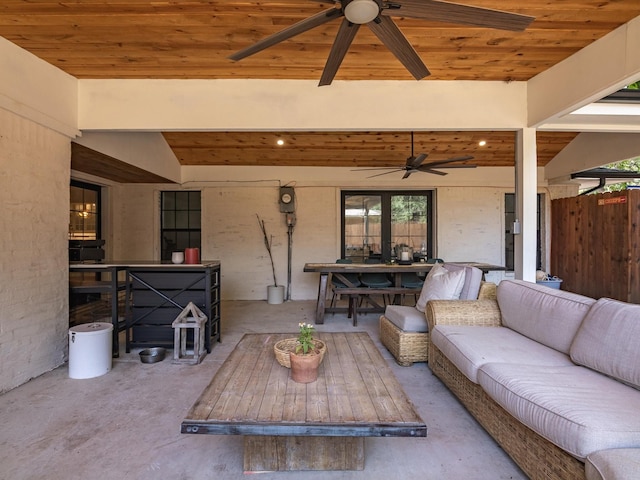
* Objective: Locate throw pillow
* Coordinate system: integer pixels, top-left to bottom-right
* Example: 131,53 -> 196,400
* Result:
415,263 -> 466,312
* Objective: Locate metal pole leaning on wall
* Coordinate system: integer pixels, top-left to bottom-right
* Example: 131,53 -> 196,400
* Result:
286,213 -> 296,301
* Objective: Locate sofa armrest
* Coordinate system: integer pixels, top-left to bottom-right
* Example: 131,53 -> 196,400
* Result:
426,299 -> 502,331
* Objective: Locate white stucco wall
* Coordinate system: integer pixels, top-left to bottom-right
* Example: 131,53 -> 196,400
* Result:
436,187 -> 505,265
113,179 -> 530,301
111,184 -> 160,261
0,108 -> 70,393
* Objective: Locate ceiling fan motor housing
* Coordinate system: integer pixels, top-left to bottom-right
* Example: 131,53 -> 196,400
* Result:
343,0 -> 381,24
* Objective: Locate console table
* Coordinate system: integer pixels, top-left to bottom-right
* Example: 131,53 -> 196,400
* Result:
69,261 -> 221,356
126,262 -> 221,353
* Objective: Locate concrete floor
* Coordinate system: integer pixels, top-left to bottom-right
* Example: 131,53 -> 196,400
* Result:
0,300 -> 526,480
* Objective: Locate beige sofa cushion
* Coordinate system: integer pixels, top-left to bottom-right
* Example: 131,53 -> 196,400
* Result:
570,298 -> 640,390
496,280 -> 596,354
384,305 -> 427,332
430,325 -> 574,383
586,448 -> 640,480
443,263 -> 483,301
478,363 -> 640,460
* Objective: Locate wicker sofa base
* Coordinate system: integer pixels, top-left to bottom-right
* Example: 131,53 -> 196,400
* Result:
379,315 -> 428,366
429,343 -> 585,480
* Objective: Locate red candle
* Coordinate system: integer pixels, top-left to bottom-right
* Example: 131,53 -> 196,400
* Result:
185,247 -> 200,264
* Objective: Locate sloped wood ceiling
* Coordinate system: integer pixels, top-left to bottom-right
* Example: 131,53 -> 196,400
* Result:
1,1 -> 637,169
163,131 -> 579,167
71,143 -> 176,183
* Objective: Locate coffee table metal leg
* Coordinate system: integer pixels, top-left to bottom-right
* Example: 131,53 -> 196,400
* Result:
243,435 -> 364,471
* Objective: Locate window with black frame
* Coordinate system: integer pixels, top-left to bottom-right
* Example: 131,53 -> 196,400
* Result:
70,180 -> 101,241
160,191 -> 201,261
341,191 -> 433,263
504,193 -> 542,271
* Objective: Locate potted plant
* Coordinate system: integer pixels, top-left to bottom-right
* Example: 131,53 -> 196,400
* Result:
257,214 -> 284,304
288,322 -> 325,383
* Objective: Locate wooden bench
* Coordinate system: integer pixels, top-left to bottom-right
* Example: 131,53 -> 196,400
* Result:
332,286 -> 423,325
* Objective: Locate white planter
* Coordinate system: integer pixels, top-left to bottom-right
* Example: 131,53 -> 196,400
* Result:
267,285 -> 285,304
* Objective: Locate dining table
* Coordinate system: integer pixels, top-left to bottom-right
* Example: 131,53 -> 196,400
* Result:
303,262 -> 506,324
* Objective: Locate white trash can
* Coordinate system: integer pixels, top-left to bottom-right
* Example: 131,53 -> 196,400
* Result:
68,322 -> 113,379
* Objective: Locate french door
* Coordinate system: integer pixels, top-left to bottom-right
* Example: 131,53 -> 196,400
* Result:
341,191 -> 434,263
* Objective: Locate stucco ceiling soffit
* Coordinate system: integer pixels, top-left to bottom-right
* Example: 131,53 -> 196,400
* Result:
528,15 -> 640,128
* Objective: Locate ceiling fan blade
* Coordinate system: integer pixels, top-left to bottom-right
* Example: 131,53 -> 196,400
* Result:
406,152 -> 427,169
420,168 -> 448,176
229,8 -> 342,61
383,0 -> 535,32
420,155 -> 475,168
367,16 -> 430,80
366,169 -> 405,178
319,18 -> 361,86
351,167 -> 400,171
434,164 -> 478,169
402,170 -> 415,179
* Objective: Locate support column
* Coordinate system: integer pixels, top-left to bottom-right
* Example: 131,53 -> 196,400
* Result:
514,128 -> 538,282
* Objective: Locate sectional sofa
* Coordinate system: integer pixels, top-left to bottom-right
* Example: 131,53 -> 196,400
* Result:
426,280 -> 640,480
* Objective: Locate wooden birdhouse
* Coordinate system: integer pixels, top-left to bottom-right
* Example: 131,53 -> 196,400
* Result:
171,302 -> 207,365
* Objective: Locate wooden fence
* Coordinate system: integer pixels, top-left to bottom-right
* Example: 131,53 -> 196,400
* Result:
550,189 -> 640,303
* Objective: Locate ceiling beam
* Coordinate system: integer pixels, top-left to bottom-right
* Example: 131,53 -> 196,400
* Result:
78,79 -> 527,131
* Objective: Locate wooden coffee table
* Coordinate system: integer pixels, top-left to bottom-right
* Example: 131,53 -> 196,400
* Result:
181,332 -> 427,472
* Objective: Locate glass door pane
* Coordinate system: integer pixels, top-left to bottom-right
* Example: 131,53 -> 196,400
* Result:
391,194 -> 429,260
69,183 -> 99,240
344,194 -> 382,262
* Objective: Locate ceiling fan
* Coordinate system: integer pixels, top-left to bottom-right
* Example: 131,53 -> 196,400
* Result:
354,132 -> 476,178
229,0 -> 535,86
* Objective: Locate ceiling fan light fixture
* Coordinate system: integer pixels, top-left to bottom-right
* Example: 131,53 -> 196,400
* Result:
344,0 -> 380,24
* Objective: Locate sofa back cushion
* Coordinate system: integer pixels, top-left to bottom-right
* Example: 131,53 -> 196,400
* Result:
497,280 -> 596,354
570,298 -> 640,389
443,263 -> 483,301
415,263 -> 466,313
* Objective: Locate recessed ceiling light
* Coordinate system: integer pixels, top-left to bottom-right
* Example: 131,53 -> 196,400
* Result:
276,139 -> 285,146
478,140 -> 487,147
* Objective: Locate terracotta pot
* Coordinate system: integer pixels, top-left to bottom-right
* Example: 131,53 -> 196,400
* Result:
289,348 -> 322,384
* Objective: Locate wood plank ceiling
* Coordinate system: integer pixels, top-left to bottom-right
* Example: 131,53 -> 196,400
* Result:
2,1 -> 639,174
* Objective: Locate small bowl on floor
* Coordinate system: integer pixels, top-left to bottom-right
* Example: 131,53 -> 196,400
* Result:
139,347 -> 166,364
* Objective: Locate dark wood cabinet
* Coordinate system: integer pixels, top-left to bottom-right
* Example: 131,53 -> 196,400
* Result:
126,262 -> 221,352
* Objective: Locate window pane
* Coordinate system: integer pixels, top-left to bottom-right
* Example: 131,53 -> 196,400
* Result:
391,195 -> 428,257
176,231 -> 190,250
189,191 -> 201,210
344,195 -> 382,262
189,210 -> 201,229
162,191 -> 176,210
175,211 -> 189,229
163,211 -> 175,229
175,191 -> 189,210
162,232 -> 177,259
70,186 -> 84,205
189,232 -> 201,249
